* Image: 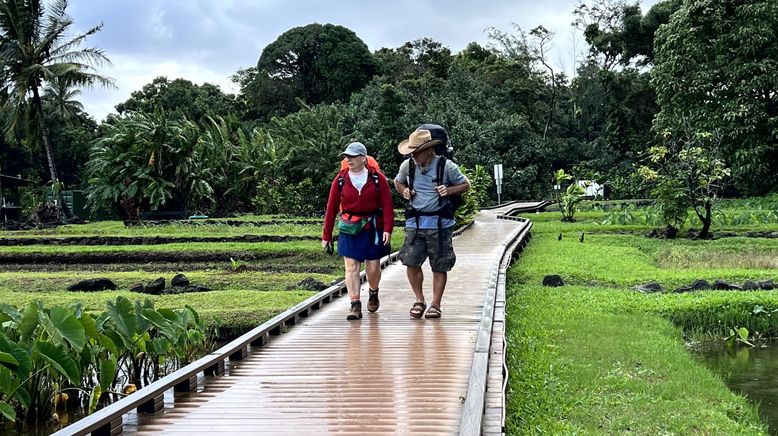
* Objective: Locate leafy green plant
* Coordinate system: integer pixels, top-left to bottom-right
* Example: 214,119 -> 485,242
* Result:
553,169 -> 585,222
0,298 -> 209,425
724,326 -> 754,348
638,128 -> 730,238
455,164 -> 490,225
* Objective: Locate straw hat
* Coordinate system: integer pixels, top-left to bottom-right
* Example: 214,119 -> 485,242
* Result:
397,129 -> 442,155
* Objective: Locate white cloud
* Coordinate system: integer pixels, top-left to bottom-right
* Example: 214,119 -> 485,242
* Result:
72,0 -> 662,121
81,54 -> 238,122
149,6 -> 173,40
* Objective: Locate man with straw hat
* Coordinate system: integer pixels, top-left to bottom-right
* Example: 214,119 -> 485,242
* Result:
394,125 -> 470,319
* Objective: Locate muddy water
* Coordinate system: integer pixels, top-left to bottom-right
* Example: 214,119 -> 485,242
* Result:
693,342 -> 778,434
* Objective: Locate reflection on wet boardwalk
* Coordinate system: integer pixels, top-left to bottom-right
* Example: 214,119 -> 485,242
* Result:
120,204 -> 538,435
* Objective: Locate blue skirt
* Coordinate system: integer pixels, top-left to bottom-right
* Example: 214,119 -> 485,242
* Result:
338,226 -> 390,261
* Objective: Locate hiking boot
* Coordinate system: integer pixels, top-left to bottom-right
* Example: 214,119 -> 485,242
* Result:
347,300 -> 362,320
367,288 -> 380,313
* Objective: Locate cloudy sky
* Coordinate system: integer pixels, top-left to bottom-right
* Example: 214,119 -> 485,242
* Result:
67,0 -> 659,121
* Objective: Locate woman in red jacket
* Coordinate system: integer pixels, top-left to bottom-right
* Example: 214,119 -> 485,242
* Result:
322,142 -> 394,320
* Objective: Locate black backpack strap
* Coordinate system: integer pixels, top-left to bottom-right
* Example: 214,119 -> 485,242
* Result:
437,156 -> 448,206
337,174 -> 345,194
407,158 -> 415,191
404,159 -> 421,234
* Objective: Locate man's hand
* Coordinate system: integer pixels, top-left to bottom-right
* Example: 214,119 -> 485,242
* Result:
382,232 -> 391,246
436,185 -> 448,197
402,187 -> 416,200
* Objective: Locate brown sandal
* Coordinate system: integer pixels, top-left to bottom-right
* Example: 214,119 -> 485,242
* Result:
409,302 -> 426,319
424,305 -> 442,319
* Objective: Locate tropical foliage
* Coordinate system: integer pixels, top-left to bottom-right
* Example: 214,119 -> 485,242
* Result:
0,297 -> 208,424
5,0 -> 778,217
0,0 -> 113,215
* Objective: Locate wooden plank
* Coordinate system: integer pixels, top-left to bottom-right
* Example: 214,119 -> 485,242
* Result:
229,345 -> 248,361
92,416 -> 122,436
460,352 -> 489,435
137,394 -> 164,414
174,375 -> 197,393
204,360 -> 225,377
250,333 -> 269,347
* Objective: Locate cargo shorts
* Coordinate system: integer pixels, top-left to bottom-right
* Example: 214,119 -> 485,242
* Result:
399,227 -> 456,272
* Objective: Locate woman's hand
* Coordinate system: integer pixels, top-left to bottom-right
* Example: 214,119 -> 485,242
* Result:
382,232 -> 391,246
321,239 -> 329,250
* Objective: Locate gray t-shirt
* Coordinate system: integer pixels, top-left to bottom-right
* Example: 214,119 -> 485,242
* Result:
395,156 -> 466,229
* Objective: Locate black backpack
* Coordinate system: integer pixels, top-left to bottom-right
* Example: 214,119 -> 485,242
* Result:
405,124 -> 463,220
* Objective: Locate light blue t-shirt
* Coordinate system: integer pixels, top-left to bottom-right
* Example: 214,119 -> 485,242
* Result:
395,156 -> 466,229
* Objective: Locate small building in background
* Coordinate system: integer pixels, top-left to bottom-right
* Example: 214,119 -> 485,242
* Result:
0,174 -> 34,221
577,180 -> 604,199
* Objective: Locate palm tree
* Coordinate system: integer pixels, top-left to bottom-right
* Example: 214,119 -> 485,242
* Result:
44,75 -> 85,122
0,0 -> 113,217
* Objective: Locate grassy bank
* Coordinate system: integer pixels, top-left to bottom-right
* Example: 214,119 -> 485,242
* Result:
505,210 -> 777,434
0,216 -> 405,336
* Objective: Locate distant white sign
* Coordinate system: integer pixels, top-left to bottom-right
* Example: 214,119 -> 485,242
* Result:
494,164 -> 504,204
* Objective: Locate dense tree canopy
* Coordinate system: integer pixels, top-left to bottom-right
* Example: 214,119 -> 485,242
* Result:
7,5 -> 778,219
251,23 -> 376,119
652,0 -> 778,195
116,77 -> 239,123
574,0 -> 681,69
0,0 -> 112,192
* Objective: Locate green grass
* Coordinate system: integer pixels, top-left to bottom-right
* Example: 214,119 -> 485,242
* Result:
0,221 -> 325,238
0,270 -> 339,293
0,232 -> 407,255
1,215 -> 408,335
505,210 -> 776,434
0,269 -> 339,333
506,285 -> 765,434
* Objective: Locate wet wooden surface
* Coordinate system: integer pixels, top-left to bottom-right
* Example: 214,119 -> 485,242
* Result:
123,204 -> 538,435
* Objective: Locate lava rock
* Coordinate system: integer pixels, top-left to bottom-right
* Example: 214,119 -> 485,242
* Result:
171,273 -> 190,287
145,277 -> 166,294
68,278 -> 117,292
674,279 -> 713,293
186,284 -> 211,293
542,275 -> 565,287
632,281 -> 663,293
130,283 -> 146,293
689,279 -> 712,291
742,280 -> 760,291
714,279 -> 735,290
287,277 -> 328,291
758,280 -> 775,290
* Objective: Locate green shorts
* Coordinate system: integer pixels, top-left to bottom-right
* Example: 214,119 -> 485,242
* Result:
399,227 -> 456,272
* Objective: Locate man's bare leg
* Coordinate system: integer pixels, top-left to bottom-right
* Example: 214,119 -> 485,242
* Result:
407,266 -> 424,303
431,271 -> 447,308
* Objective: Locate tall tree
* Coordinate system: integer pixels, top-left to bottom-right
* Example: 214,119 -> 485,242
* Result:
573,0 -> 681,69
652,0 -> 778,195
116,76 -> 239,123
252,23 -> 376,119
0,0 -> 112,215
44,75 -> 84,122
373,38 -> 452,82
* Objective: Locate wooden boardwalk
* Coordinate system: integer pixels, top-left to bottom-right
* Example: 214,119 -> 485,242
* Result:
110,203 -> 539,435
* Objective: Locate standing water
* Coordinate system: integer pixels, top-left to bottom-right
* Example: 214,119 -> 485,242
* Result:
693,342 -> 778,434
